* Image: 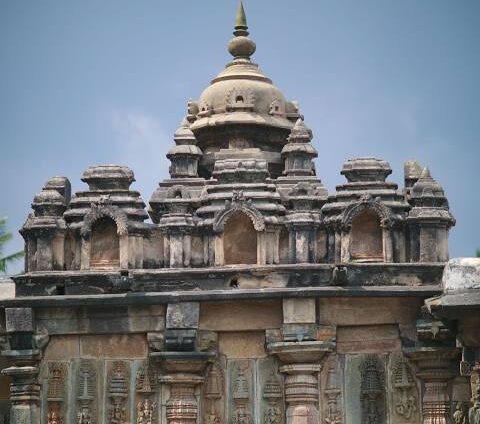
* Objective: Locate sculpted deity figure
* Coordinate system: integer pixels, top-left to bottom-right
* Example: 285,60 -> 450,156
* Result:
137,398 -> 156,424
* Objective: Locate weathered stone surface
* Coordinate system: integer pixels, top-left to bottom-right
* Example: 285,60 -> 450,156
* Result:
219,332 -> 266,358
166,302 -> 200,329
283,298 -> 315,324
318,298 -> 423,326
200,300 -> 282,331
80,334 -> 147,358
337,325 -> 400,354
43,336 -> 80,360
443,258 -> 480,292
5,308 -> 34,333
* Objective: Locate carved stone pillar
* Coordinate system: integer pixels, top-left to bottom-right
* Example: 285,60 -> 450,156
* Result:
163,374 -> 203,424
153,352 -> 214,424
405,348 -> 459,424
1,308 -> 42,424
268,341 -> 334,424
281,364 -> 322,424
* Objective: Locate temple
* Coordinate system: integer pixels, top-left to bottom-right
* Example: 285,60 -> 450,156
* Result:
1,3 -> 479,424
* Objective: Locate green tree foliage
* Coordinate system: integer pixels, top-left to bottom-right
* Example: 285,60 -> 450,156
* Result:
0,217 -> 24,274
476,249 -> 480,258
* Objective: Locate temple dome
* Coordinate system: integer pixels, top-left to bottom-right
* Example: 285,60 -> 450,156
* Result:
188,2 -> 300,179
190,2 -> 296,133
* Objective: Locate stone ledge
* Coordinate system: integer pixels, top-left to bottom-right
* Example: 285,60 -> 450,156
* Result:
12,263 -> 445,297
0,285 -> 441,309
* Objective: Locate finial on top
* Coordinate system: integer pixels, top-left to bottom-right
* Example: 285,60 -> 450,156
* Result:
234,1 -> 248,36
228,1 -> 256,60
420,167 -> 432,179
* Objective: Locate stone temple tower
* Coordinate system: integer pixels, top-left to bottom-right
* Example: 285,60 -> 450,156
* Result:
2,4 -> 479,424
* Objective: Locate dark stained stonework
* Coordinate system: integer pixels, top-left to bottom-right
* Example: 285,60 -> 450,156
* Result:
1,3 -> 478,424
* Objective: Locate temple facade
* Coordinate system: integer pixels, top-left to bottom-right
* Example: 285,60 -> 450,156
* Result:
1,3 -> 479,424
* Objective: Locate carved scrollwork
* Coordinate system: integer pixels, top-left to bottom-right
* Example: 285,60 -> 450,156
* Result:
81,203 -> 128,238
213,191 -> 265,232
341,194 -> 393,231
226,87 -> 255,110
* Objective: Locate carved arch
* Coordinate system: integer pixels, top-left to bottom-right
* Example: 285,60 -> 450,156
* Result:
81,204 -> 128,238
342,195 -> 393,230
213,203 -> 265,233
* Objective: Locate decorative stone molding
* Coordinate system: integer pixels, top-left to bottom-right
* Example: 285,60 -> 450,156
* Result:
213,192 -> 265,233
106,361 -> 130,424
323,358 -> 343,424
81,203 -> 128,238
46,362 -> 68,424
359,355 -> 385,424
135,360 -> 158,424
230,360 -> 254,424
405,348 -> 459,424
76,359 -> 97,424
341,194 -> 393,230
204,359 -> 225,424
226,87 -> 255,111
389,353 -> 419,423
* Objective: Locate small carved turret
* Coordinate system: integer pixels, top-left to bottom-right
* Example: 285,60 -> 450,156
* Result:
21,176 -> 70,272
167,118 -> 203,179
281,119 -> 318,177
407,167 -> 455,262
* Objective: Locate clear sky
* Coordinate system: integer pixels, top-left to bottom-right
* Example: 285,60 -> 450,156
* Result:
1,0 -> 479,273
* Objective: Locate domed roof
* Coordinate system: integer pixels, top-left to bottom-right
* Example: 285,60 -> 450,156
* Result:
190,2 -> 297,133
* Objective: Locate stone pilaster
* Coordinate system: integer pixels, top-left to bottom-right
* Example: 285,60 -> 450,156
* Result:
281,363 -> 322,424
153,352 -> 214,424
1,308 -> 42,424
405,348 -> 460,424
268,342 -> 334,424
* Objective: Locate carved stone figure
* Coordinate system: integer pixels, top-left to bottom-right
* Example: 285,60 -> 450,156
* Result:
324,362 -> 342,424
137,398 -> 157,424
391,354 -> 418,421
107,362 -> 129,424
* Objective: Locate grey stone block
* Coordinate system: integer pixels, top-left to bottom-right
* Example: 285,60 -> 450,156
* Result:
166,302 -> 200,329
5,308 -> 34,333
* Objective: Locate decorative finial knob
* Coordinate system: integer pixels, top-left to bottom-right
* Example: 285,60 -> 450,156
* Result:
228,1 -> 256,60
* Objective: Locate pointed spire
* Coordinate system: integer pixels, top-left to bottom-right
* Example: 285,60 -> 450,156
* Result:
288,118 -> 313,143
420,167 -> 432,179
228,1 -> 256,59
235,1 -> 248,35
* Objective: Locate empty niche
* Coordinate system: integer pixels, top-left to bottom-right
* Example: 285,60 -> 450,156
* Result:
278,227 -> 290,264
64,230 -> 76,270
223,211 -> 257,265
349,210 -> 383,262
90,217 -> 120,268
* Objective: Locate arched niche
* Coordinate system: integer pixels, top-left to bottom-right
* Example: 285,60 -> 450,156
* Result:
90,217 -> 120,268
349,210 -> 383,262
223,211 -> 258,265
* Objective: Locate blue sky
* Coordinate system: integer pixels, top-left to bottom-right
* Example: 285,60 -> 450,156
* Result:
1,0 -> 479,273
